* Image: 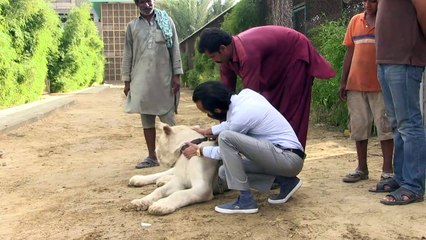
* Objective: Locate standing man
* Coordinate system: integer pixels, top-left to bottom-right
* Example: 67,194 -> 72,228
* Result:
375,0 -> 426,205
197,26 -> 335,149
183,81 -> 305,214
122,0 -> 183,169
340,0 -> 394,185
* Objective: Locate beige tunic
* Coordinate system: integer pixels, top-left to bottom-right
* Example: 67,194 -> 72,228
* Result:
122,15 -> 183,115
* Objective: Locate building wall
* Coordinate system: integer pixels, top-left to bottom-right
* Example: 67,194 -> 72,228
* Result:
50,0 -> 87,14
101,3 -> 139,82
292,0 -> 362,35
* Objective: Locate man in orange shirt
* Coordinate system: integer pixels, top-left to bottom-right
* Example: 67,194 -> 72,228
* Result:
339,0 -> 394,185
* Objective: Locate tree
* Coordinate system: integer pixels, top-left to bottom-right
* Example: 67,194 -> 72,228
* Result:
157,0 -> 238,39
267,0 -> 292,27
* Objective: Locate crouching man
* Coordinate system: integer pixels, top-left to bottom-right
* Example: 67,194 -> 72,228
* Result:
182,81 -> 305,214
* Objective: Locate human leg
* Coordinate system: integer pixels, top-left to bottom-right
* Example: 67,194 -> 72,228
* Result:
378,64 -> 426,204
380,139 -> 394,175
369,91 -> 394,176
216,131 -> 304,211
144,128 -> 157,159
135,114 -> 159,169
343,92 -> 372,182
368,138 -> 395,192
218,131 -> 304,191
158,108 -> 176,126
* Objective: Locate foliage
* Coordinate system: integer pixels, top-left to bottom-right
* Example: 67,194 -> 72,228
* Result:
0,0 -> 61,109
309,19 -> 349,129
184,49 -> 221,88
48,3 -> 105,93
157,0 -> 238,40
221,0 -> 267,35
183,0 -> 266,89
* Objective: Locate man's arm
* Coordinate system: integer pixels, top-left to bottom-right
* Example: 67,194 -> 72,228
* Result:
220,64 -> 237,93
412,0 -> 426,36
339,46 -> 354,102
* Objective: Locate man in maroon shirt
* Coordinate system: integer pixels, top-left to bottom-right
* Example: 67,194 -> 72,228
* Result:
198,26 -> 335,149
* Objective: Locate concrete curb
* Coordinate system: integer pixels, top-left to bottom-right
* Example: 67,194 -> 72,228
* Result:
0,85 -> 110,134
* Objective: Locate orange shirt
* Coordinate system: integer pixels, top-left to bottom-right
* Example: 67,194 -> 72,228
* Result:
343,13 -> 381,92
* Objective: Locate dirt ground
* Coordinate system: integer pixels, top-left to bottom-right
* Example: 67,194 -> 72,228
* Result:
0,84 -> 425,240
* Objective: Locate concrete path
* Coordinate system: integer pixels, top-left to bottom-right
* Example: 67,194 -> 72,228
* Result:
0,85 -> 110,134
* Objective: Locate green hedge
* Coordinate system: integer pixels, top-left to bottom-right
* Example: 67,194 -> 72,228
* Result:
182,0 -> 266,89
48,3 -> 105,92
0,0 -> 60,108
310,20 -> 349,129
0,1 -> 105,109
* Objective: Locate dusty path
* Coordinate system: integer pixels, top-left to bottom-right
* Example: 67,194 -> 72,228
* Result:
0,85 -> 425,240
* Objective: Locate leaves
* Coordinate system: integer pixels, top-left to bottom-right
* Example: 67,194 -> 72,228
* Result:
48,3 -> 105,93
0,0 -> 60,108
310,19 -> 349,128
157,0 -> 238,40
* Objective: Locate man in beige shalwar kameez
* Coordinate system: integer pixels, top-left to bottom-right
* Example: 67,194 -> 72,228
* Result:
122,0 -> 183,168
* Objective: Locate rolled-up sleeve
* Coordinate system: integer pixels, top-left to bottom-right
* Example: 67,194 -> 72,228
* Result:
211,122 -> 230,135
202,146 -> 221,160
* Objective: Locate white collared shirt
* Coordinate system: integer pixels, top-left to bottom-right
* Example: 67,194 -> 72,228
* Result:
202,89 -> 302,159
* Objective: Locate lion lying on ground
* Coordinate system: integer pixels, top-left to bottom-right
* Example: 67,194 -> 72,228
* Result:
128,124 -> 219,215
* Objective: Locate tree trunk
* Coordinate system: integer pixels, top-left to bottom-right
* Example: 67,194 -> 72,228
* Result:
266,0 -> 293,27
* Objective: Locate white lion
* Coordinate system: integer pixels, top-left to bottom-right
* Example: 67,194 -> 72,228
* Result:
128,124 -> 219,215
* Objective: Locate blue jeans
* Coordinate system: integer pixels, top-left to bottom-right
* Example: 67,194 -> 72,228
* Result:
378,64 -> 426,195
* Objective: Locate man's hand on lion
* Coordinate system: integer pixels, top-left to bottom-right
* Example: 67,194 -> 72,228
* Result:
192,127 -> 216,138
182,143 -> 200,159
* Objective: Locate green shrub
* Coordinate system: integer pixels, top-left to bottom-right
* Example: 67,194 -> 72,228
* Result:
0,0 -> 61,109
183,0 -> 266,89
221,0 -> 267,35
48,3 -> 105,93
310,19 -> 349,129
184,49 -> 220,88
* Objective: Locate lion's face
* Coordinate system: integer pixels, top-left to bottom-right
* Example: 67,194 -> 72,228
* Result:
155,124 -> 204,168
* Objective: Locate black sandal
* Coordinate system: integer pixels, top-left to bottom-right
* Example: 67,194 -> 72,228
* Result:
380,187 -> 424,205
135,157 -> 159,169
369,177 -> 399,193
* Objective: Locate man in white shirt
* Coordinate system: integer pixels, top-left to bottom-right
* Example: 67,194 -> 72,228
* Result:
182,81 -> 305,214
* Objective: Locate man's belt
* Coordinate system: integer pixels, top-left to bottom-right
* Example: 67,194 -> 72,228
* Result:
274,144 -> 306,159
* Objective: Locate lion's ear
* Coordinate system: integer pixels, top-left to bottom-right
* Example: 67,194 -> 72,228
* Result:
163,125 -> 173,136
157,122 -> 166,129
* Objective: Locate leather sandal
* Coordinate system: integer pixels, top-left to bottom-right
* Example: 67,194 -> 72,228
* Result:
342,170 -> 368,183
369,177 -> 399,193
135,157 -> 159,169
380,187 -> 424,205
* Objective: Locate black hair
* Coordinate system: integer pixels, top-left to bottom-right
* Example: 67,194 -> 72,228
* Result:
197,28 -> 232,53
192,81 -> 232,113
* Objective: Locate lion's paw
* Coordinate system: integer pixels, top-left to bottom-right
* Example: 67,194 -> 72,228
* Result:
130,198 -> 152,211
128,175 -> 148,187
148,202 -> 176,215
